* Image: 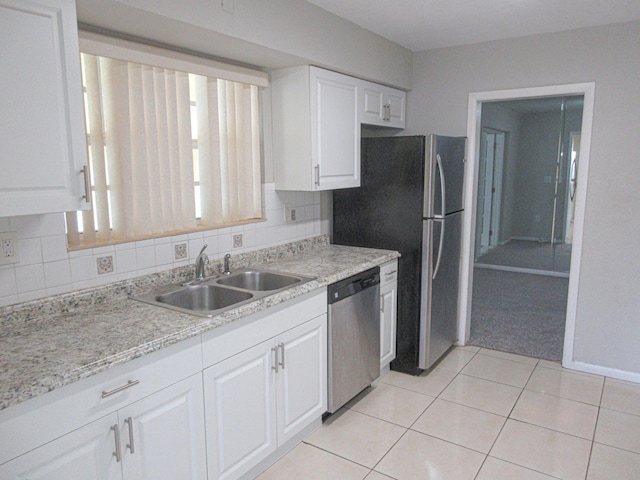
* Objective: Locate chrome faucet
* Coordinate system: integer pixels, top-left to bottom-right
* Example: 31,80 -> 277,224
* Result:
223,253 -> 232,275
194,244 -> 209,281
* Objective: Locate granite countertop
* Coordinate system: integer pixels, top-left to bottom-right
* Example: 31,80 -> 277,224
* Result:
0,239 -> 399,412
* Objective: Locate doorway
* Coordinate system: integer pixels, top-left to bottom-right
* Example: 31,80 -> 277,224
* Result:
459,83 -> 595,367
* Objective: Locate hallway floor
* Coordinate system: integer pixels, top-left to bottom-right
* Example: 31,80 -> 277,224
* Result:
258,347 -> 640,480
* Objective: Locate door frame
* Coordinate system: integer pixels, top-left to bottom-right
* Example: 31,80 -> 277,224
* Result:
459,82 -> 595,368
477,128 -> 505,256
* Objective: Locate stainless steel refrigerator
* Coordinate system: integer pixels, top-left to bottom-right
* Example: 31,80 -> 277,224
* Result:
333,135 -> 466,374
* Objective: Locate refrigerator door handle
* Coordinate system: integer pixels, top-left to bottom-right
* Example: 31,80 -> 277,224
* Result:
436,153 -> 446,218
433,218 -> 445,279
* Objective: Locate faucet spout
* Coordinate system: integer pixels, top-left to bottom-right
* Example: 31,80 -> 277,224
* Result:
194,244 -> 209,281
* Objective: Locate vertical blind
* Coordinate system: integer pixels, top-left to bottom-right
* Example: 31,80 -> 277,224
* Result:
67,51 -> 263,247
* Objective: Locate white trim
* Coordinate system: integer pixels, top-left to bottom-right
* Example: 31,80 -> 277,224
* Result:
79,31 -> 269,87
475,263 -> 569,278
566,361 -> 640,384
460,82 -> 596,373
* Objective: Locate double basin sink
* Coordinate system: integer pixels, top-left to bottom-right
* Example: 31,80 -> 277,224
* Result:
133,268 -> 315,317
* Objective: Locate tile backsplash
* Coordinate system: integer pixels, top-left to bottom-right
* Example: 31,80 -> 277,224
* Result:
0,184 -> 324,307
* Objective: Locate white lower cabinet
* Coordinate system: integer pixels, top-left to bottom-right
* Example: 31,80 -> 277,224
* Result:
0,374 -> 205,480
380,261 -> 398,369
119,374 -> 206,480
0,413 -> 121,480
204,314 -> 327,480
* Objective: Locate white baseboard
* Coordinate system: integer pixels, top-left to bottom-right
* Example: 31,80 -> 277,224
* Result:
564,360 -> 640,384
475,263 -> 569,278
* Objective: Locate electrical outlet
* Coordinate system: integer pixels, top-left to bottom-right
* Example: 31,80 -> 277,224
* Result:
0,232 -> 19,265
233,234 -> 243,248
284,204 -> 297,223
534,215 -> 541,223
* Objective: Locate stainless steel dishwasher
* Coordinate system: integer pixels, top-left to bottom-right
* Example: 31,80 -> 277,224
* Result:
327,267 -> 381,413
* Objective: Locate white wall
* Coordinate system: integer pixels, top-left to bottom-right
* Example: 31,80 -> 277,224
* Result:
0,184 -> 321,307
407,21 -> 640,375
76,0 -> 413,90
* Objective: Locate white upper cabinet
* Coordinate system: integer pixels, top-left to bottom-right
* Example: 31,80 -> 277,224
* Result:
0,0 -> 90,216
272,66 -> 360,191
360,80 -> 406,129
271,66 -> 407,191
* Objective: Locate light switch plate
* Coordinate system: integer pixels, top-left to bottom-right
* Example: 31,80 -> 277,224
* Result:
0,231 -> 19,265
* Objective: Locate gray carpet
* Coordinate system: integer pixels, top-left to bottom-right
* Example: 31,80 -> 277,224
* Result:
469,268 -> 568,361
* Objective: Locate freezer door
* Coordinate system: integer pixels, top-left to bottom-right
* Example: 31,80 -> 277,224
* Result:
419,212 -> 462,369
425,135 -> 467,217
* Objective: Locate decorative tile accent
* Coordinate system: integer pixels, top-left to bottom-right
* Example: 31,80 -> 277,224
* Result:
174,243 -> 187,260
96,256 -> 114,274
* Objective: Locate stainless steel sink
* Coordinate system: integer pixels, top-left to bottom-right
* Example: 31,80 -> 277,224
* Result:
132,267 -> 315,317
217,269 -> 303,291
156,284 -> 253,311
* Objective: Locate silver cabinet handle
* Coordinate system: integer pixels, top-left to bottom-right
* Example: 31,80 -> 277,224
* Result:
278,343 -> 285,370
124,416 -> 135,454
383,103 -> 391,121
314,165 -> 320,187
81,165 -> 91,203
111,424 -> 122,462
380,295 -> 384,313
272,346 -> 279,373
385,270 -> 397,276
101,380 -> 140,398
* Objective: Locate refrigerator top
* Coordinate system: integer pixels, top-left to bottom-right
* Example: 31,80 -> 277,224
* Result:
424,135 -> 466,218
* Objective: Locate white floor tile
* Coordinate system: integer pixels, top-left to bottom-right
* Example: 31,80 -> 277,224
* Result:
365,471 -> 396,480
491,420 -> 592,480
477,457 -> 557,480
511,390 -> 598,439
436,348 -> 477,373
478,348 -> 539,365
411,398 -> 506,453
458,345 -> 481,353
440,374 -> 522,416
256,443 -> 369,480
305,409 -> 405,468
525,364 -> 604,405
537,359 -> 564,371
375,430 -> 485,480
594,408 -> 640,454
348,383 -> 434,428
380,367 -> 457,397
587,443 -> 640,480
601,377 -> 640,416
461,354 -> 536,388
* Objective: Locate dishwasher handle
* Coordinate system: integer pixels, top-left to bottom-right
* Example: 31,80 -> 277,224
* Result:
328,267 -> 380,304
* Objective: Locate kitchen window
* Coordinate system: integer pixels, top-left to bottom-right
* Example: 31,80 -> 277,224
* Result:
66,32 -> 268,249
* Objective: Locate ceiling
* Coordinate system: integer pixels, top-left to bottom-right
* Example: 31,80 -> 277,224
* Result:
305,0 -> 640,52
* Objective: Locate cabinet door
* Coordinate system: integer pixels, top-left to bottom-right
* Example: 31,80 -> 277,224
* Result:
119,374 -> 206,480
360,82 -> 406,129
275,314 -> 327,445
203,342 -> 277,480
380,281 -> 398,368
310,67 -> 360,190
0,413 -> 121,480
0,0 -> 89,216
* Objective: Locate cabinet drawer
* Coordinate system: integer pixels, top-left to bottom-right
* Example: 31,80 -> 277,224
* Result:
380,260 -> 398,286
201,289 -> 327,369
0,335 -> 202,465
